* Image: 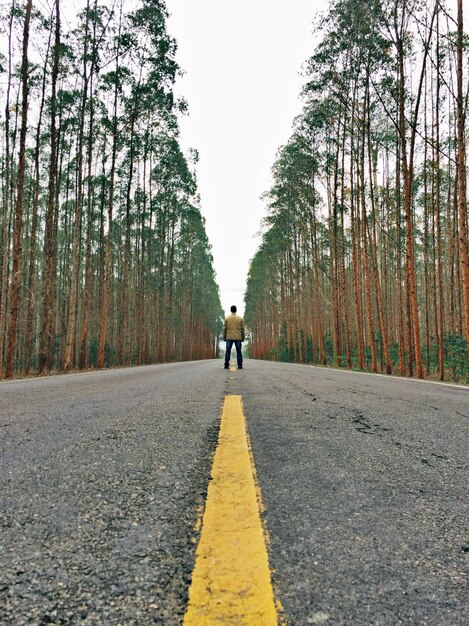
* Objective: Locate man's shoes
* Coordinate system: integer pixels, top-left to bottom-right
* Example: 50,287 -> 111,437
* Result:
238,366 -> 243,369
224,365 -> 229,370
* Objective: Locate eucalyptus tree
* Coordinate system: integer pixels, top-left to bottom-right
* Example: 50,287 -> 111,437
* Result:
23,8 -> 54,374
456,0 -> 469,356
0,0 -> 222,378
4,0 -> 33,378
246,0 -> 468,382
63,0 -> 95,371
0,2 -> 16,378
38,0 -> 61,374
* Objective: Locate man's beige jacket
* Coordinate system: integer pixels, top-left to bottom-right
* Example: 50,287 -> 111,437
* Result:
223,314 -> 245,341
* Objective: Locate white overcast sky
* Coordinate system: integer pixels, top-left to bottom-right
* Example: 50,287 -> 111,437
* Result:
166,1 -> 327,316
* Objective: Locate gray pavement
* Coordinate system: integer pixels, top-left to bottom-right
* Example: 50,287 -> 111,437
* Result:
1,362 -> 222,625
238,362 -> 469,625
1,360 -> 468,624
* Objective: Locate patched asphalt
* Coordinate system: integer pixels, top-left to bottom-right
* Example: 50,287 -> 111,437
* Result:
1,359 -> 468,625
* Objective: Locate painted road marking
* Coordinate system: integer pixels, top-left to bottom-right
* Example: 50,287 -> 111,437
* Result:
229,366 -> 236,372
183,395 -> 278,625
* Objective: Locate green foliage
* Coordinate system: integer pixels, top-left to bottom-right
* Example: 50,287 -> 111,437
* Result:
424,334 -> 469,383
88,340 -> 114,368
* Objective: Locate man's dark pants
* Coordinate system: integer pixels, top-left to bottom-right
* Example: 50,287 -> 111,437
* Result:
225,340 -> 243,369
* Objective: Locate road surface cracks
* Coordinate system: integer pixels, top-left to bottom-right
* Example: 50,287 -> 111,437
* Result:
1,360 -> 468,625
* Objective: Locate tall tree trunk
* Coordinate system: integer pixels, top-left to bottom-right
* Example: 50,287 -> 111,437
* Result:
366,105 -> 392,374
360,98 -> 377,373
118,109 -> 137,364
97,36 -> 121,368
24,27 -> 52,375
399,62 -> 423,377
456,0 -> 469,356
5,0 -> 33,378
63,2 -> 91,371
435,13 -> 445,378
0,3 -> 15,378
350,100 -> 365,369
339,123 -> 352,368
38,0 -> 61,374
395,138 -> 406,376
395,3 -> 437,378
78,29 -> 98,370
329,122 -> 341,365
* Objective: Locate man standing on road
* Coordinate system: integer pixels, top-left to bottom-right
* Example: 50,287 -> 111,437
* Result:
223,305 -> 245,370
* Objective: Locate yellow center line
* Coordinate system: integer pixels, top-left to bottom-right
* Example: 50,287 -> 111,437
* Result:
229,366 -> 236,372
183,395 -> 279,625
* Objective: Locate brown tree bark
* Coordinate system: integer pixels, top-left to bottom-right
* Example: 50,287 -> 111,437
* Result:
360,99 -> 377,373
435,13 -> 445,378
367,113 -> 392,375
5,0 -> 33,378
38,0 -> 61,374
0,4 -> 15,378
24,25 -> 52,375
78,52 -> 97,370
350,100 -> 365,369
456,0 -> 469,356
63,1 -> 91,371
96,1 -> 128,369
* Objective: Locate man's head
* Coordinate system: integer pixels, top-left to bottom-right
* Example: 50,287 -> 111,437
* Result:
230,305 -> 237,313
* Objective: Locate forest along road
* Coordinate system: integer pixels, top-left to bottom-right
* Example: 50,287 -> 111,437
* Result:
1,360 -> 468,625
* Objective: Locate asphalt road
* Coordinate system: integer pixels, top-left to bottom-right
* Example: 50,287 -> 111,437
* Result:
1,360 -> 468,625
